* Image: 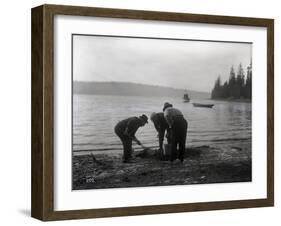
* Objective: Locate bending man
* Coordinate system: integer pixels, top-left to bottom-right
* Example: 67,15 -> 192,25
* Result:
150,112 -> 170,152
114,114 -> 148,163
163,102 -> 188,162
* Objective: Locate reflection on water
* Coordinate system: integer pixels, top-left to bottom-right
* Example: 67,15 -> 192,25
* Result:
73,94 -> 251,152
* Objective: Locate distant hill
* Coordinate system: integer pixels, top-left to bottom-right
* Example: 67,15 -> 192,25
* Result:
73,81 -> 210,99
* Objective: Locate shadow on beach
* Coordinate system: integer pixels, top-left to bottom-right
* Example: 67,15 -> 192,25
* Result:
72,141 -> 251,190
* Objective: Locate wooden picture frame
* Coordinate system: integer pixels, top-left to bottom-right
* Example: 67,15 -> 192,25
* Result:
31,4 -> 274,221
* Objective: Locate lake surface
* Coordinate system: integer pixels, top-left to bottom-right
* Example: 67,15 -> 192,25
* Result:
73,94 -> 251,153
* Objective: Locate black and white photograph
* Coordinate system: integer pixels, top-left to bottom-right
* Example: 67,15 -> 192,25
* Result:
72,34 -> 252,190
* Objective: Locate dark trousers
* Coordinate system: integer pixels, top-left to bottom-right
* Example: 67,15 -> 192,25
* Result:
158,130 -> 165,150
170,117 -> 188,162
114,127 -> 133,161
158,129 -> 171,149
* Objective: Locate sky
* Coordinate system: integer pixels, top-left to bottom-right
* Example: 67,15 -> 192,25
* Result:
73,35 -> 252,93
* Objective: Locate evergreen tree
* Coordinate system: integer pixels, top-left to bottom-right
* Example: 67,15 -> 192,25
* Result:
228,66 -> 236,98
222,81 -> 229,98
211,76 -> 222,99
210,62 -> 252,100
245,60 -> 252,99
235,63 -> 245,98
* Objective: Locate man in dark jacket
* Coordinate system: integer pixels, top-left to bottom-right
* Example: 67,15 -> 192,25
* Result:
163,102 -> 188,162
150,112 -> 170,152
114,114 -> 148,163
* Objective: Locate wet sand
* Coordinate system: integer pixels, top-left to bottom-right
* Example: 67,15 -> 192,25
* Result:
72,141 -> 251,190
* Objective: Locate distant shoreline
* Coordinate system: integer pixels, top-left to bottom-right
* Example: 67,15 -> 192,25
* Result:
73,81 -> 210,99
73,93 -> 213,101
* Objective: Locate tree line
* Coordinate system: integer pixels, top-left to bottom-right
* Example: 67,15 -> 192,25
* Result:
211,62 -> 252,100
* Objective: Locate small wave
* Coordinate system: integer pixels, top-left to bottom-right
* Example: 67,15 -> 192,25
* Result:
73,144 -> 159,152
188,128 -> 251,134
211,137 -> 250,142
189,137 -> 251,143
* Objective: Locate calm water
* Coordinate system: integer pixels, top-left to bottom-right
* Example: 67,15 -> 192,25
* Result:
73,94 -> 251,152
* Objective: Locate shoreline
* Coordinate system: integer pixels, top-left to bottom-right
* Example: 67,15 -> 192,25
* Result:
210,98 -> 252,103
72,141 -> 252,190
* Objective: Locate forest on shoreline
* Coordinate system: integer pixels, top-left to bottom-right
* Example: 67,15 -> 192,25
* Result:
211,62 -> 252,100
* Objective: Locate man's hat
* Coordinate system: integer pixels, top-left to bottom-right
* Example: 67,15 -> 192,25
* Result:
140,114 -> 148,124
163,102 -> 173,112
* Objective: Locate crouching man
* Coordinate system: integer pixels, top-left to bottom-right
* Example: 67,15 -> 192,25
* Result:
114,114 -> 148,163
163,102 -> 188,162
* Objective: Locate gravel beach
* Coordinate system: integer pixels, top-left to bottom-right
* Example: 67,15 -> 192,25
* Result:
72,141 -> 251,190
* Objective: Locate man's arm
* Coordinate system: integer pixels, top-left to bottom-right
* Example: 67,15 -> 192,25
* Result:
153,121 -> 161,133
124,118 -> 141,144
164,109 -> 173,128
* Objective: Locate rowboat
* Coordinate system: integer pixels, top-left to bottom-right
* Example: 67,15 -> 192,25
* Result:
192,103 -> 214,108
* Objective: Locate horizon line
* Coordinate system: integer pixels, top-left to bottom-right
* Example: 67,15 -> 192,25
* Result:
73,80 -> 211,94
